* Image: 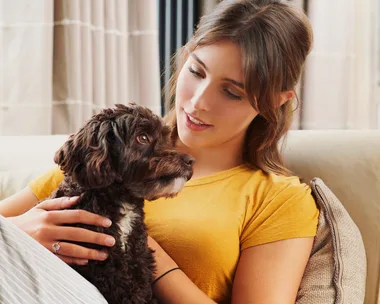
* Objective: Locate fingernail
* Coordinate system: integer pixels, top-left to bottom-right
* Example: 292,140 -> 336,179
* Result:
78,259 -> 88,265
98,252 -> 108,260
69,196 -> 80,202
106,237 -> 115,246
103,218 -> 112,227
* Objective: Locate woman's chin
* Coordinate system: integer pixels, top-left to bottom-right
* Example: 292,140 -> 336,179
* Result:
177,127 -> 210,149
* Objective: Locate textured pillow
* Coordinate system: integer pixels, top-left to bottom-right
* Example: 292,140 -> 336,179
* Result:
296,177 -> 366,304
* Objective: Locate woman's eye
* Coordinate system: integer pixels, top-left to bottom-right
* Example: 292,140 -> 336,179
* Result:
188,65 -> 203,78
223,88 -> 243,100
136,134 -> 151,145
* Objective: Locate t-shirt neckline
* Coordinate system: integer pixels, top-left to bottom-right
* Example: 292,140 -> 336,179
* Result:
185,164 -> 250,187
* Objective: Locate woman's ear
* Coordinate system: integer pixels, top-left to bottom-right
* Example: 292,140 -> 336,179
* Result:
278,90 -> 295,107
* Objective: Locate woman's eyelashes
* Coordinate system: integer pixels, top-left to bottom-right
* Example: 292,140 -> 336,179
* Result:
223,87 -> 243,100
188,63 -> 243,100
188,65 -> 203,78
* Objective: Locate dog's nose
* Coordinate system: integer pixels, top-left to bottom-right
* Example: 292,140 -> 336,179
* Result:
183,155 -> 195,167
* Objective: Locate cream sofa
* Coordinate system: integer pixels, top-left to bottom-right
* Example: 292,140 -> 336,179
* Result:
0,130 -> 379,303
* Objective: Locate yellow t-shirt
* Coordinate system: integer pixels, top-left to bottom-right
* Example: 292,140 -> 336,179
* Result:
29,165 -> 319,303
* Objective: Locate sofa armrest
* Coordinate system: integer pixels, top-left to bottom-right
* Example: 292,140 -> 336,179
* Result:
0,135 -> 68,200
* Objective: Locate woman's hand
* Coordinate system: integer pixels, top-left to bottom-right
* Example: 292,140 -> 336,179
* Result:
7,196 -> 116,265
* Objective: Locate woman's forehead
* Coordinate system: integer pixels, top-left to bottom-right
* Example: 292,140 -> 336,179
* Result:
191,41 -> 244,80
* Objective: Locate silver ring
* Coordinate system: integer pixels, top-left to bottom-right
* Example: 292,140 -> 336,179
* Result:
52,241 -> 61,254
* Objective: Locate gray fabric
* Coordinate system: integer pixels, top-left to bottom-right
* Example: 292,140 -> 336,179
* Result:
0,215 -> 107,304
296,178 -> 366,304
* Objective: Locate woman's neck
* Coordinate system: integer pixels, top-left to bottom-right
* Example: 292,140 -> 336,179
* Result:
176,137 -> 244,180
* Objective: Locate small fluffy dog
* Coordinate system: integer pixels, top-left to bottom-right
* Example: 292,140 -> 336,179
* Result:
50,103 -> 194,304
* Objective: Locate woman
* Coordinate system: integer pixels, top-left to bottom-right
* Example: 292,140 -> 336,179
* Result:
0,0 -> 319,303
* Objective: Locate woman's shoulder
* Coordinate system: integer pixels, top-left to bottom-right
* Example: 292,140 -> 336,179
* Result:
241,166 -> 311,196
240,168 -> 319,249
199,164 -> 313,202
241,167 -> 318,218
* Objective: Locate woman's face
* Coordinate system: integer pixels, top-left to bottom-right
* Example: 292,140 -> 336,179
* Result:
175,40 -> 258,150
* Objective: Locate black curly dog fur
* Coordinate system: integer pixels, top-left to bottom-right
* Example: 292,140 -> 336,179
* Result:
50,103 -> 194,304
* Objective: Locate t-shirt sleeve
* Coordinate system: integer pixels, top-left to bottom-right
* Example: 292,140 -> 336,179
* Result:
240,180 -> 319,250
28,166 -> 65,201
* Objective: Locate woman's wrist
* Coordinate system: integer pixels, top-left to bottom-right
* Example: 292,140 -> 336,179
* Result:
152,267 -> 181,285
152,247 -> 179,279
151,265 -> 216,304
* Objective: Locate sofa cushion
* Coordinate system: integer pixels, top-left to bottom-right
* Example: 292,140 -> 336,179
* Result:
0,135 -> 68,200
283,130 -> 380,304
296,177 -> 366,303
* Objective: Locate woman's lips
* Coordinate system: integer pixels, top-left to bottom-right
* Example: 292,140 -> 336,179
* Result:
184,112 -> 213,131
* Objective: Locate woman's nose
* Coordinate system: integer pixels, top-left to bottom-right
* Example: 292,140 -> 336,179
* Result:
190,84 -> 212,111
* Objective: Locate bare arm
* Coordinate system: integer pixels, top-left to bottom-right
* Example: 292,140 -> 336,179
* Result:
0,186 -> 39,217
148,236 -> 312,303
232,237 -> 314,304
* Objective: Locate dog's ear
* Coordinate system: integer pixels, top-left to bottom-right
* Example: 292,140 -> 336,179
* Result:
54,134 -> 74,172
54,119 -> 122,189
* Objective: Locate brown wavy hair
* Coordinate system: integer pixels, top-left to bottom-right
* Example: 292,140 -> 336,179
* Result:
164,0 -> 313,176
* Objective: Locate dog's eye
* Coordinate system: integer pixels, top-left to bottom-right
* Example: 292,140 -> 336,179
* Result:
136,134 -> 151,145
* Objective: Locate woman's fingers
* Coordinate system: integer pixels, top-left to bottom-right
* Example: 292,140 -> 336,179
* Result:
52,226 -> 115,247
57,255 -> 89,266
51,241 -> 109,262
37,196 -> 80,211
45,209 -> 112,228
27,195 -> 116,264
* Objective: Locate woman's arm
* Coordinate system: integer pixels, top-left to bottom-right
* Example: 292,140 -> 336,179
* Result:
0,186 -> 39,217
148,236 -> 216,304
232,237 -> 314,304
1,187 -> 116,265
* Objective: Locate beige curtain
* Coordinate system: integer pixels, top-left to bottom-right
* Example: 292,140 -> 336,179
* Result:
199,0 -> 221,16
301,0 -> 376,129
0,0 -> 161,135
290,0 -> 305,130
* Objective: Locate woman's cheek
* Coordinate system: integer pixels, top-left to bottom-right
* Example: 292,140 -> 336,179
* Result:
176,70 -> 196,105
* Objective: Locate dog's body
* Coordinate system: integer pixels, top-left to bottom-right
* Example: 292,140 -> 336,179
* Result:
51,183 -> 155,304
50,104 -> 193,304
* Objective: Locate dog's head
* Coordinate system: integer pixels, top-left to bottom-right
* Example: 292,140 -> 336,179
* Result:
54,103 -> 194,200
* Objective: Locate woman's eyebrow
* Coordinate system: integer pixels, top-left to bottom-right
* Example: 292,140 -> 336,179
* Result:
222,78 -> 245,90
191,53 -> 208,71
190,53 -> 245,90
